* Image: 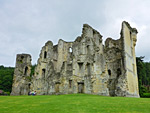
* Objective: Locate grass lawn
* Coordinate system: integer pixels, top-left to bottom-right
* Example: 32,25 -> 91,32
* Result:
0,94 -> 150,113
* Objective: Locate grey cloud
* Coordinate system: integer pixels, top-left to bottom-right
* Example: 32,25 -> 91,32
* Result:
0,0 -> 150,66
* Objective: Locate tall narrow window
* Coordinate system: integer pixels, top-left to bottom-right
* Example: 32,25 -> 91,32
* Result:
117,68 -> 121,78
44,51 -> 47,59
69,80 -> 72,88
108,69 -> 111,76
42,69 -> 46,77
24,66 -> 28,76
28,83 -> 31,89
78,63 -> 83,73
69,47 -> 72,53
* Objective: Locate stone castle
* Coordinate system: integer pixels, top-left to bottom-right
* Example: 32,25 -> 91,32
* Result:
11,21 -> 139,97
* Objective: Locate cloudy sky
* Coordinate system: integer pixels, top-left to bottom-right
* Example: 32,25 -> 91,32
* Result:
0,0 -> 150,67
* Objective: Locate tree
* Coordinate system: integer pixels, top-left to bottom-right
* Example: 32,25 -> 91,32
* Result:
136,57 -> 150,97
0,65 -> 14,93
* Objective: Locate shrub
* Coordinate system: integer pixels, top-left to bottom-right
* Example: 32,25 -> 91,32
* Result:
142,93 -> 150,98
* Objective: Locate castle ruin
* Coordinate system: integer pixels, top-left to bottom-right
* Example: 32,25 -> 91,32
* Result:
11,21 -> 139,97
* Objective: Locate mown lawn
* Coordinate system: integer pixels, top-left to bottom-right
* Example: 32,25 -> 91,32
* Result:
0,94 -> 150,113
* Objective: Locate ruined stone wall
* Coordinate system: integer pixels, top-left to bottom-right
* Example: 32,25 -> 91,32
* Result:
71,24 -> 109,95
11,21 -> 139,97
105,38 -> 125,96
121,22 -> 139,97
11,54 -> 31,95
30,40 -> 73,95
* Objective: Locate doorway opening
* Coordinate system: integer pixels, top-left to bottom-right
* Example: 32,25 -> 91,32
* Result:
55,83 -> 60,93
78,82 -> 84,93
42,69 -> 46,77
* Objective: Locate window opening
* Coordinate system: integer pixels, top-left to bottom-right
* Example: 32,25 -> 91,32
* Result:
44,51 -> 47,59
117,68 -> 121,78
42,69 -> 46,77
24,66 -> 28,76
69,47 -> 72,53
108,69 -> 111,76
69,80 -> 72,88
78,63 -> 83,73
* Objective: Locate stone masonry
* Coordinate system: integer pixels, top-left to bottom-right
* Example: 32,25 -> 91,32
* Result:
11,21 -> 139,97
11,54 -> 31,95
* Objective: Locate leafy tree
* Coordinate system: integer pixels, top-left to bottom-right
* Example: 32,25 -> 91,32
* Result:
30,64 -> 36,77
0,66 -> 14,93
136,57 -> 150,97
0,64 -> 36,94
1,56 -> 150,97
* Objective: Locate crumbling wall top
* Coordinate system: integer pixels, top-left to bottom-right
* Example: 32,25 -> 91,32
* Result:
122,21 -> 138,34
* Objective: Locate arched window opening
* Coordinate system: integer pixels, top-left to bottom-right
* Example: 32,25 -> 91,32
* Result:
69,47 -> 72,53
44,51 -> 47,59
42,69 -> 46,77
117,68 -> 121,78
24,66 -> 28,76
108,69 -> 111,76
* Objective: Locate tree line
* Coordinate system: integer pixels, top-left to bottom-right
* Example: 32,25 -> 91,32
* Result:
0,65 -> 14,95
136,57 -> 150,97
0,58 -> 150,97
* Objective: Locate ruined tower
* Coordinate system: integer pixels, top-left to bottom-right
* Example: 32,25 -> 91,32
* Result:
11,21 -> 139,97
11,54 -> 32,95
105,22 -> 139,97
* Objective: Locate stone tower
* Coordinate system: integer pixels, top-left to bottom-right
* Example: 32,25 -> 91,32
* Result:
11,54 -> 32,95
105,21 -> 139,97
11,21 -> 139,97
121,22 -> 139,97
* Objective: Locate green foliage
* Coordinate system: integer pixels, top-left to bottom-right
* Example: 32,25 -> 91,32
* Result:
0,65 -> 14,93
0,65 -> 36,93
30,64 -> 36,77
1,56 -> 150,98
143,93 -> 150,98
136,57 -> 150,97
0,94 -> 150,113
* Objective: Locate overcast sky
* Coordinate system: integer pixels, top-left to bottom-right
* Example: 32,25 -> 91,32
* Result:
0,0 -> 150,67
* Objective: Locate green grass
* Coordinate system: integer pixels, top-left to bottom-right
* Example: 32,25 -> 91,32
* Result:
0,94 -> 150,113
